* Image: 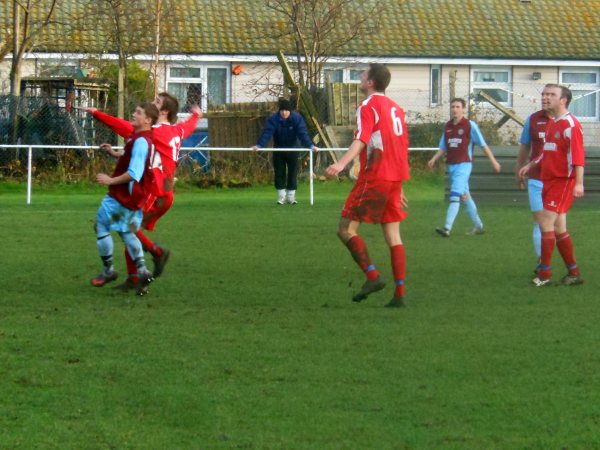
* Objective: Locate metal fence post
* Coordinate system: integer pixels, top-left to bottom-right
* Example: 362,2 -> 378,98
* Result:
309,147 -> 314,205
27,146 -> 32,205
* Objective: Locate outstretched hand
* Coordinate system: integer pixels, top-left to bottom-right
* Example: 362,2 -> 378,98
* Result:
189,104 -> 202,118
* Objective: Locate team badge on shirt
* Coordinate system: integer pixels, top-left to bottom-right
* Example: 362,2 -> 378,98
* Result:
458,129 -> 464,135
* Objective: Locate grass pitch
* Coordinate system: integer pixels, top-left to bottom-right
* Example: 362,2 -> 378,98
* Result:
1,177 -> 600,449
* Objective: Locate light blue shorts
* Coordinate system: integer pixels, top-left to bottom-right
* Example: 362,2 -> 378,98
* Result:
448,163 -> 472,198
96,195 -> 143,234
528,178 -> 543,213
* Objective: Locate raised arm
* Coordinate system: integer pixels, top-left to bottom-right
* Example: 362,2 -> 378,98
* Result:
176,105 -> 202,139
86,108 -> 134,138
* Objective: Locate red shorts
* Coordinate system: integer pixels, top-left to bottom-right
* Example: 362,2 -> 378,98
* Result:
542,178 -> 575,214
142,190 -> 174,231
341,178 -> 407,224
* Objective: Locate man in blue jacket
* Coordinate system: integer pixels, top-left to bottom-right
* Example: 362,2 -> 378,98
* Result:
252,99 -> 318,204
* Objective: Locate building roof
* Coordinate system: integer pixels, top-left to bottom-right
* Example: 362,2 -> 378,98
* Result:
2,0 -> 599,60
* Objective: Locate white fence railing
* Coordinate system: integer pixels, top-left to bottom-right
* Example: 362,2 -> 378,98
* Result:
0,145 -> 437,205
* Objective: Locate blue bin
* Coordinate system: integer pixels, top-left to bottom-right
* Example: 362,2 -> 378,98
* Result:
179,130 -> 209,172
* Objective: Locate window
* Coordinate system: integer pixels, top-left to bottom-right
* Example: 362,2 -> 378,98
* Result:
38,60 -> 79,77
167,65 -> 229,112
324,69 -> 343,83
431,65 -> 441,105
207,68 -> 227,105
348,70 -> 362,82
561,68 -> 600,121
170,67 -> 201,78
323,68 -> 365,85
472,67 -> 512,106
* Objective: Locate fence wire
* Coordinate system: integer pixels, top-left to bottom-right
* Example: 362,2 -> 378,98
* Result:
1,79 -> 598,183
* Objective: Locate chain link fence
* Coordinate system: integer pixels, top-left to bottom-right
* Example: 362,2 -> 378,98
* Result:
1,80 -> 598,184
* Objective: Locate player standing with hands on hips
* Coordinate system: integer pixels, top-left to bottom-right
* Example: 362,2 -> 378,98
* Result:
428,98 -> 501,236
325,64 -> 409,308
519,84 -> 585,287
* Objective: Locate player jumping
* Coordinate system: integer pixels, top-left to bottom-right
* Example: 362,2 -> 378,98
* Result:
87,93 -> 201,291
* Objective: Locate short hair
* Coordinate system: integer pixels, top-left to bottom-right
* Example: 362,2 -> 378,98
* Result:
544,83 -> 572,107
158,92 -> 179,124
140,102 -> 159,125
367,64 -> 391,92
450,98 -> 466,108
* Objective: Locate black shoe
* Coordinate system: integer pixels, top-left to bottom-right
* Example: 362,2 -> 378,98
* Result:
136,270 -> 154,296
435,227 -> 450,237
152,248 -> 170,278
384,297 -> 405,308
352,277 -> 386,302
560,274 -> 584,286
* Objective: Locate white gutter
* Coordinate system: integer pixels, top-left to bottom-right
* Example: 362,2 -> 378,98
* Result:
7,52 -> 600,67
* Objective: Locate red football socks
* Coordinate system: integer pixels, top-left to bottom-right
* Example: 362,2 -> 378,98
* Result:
135,230 -> 161,257
539,231 -> 556,279
390,244 -> 406,299
556,231 -> 579,276
346,235 -> 379,280
124,247 -> 138,278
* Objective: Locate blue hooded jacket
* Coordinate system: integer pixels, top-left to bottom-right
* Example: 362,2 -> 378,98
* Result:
256,111 -> 314,149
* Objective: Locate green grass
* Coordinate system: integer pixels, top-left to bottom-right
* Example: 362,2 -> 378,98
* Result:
1,177 -> 600,449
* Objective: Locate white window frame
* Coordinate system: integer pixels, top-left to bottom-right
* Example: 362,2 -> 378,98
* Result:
322,67 -> 366,85
166,64 -> 230,115
560,67 -> 600,122
430,64 -> 441,106
471,66 -> 512,107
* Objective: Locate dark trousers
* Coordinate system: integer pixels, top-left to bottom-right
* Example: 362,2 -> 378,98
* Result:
273,151 -> 300,190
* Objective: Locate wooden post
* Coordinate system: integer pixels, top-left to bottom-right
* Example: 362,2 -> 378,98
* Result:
478,91 -> 525,127
277,50 -> 332,151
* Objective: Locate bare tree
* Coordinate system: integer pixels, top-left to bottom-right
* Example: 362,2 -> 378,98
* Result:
266,0 -> 381,90
88,0 -> 157,118
9,0 -> 59,96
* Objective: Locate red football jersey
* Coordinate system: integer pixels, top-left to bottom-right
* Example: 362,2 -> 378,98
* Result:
92,111 -> 200,192
354,93 -> 410,181
540,112 -> 585,180
151,117 -> 199,178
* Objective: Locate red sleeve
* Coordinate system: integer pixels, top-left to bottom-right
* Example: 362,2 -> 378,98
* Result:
570,123 -> 585,167
354,103 -> 375,145
92,111 -> 134,138
175,112 -> 200,140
